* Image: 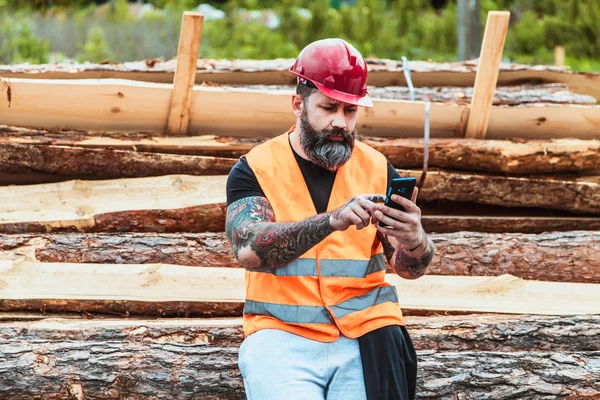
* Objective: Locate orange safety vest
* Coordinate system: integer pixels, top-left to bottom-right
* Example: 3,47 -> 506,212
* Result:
243,129 -> 404,342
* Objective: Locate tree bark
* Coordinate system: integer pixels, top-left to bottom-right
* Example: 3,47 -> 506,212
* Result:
0,142 -> 236,179
4,126 -> 600,175
4,231 -> 598,283
364,137 -> 600,175
422,215 -> 600,234
416,351 -> 600,399
0,314 -> 595,352
0,315 -> 596,400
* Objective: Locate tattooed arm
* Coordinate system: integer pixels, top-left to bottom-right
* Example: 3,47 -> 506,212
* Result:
226,194 -> 382,270
373,189 -> 435,279
376,229 -> 435,279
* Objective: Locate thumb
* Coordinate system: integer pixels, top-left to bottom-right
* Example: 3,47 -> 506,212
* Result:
411,187 -> 419,203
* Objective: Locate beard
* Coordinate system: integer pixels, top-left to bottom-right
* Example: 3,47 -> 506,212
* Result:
299,109 -> 356,171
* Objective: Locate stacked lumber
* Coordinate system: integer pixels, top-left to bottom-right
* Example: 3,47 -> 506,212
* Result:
1,57 -> 599,99
1,33 -> 600,399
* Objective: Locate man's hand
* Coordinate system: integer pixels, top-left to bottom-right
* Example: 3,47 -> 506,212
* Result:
372,187 -> 436,280
329,194 -> 385,231
373,188 -> 422,248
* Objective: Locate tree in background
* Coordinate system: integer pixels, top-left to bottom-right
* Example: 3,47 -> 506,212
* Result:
0,0 -> 597,71
0,14 -> 51,63
77,25 -> 112,62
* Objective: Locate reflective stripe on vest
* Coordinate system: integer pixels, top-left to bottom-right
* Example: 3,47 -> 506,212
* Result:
244,300 -> 333,324
329,285 -> 398,319
251,254 -> 386,278
243,285 -> 398,323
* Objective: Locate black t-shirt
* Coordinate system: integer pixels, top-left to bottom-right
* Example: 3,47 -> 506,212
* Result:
226,145 -> 417,399
226,153 -> 401,213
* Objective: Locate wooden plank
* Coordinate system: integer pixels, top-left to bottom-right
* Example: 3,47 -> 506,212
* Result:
6,231 -> 598,283
465,11 -> 511,139
0,258 -> 598,317
555,46 -> 565,67
4,126 -> 600,175
0,316 -> 596,399
0,173 -> 598,234
2,78 -> 599,139
1,59 -> 598,100
0,260 -> 598,316
167,12 -> 204,135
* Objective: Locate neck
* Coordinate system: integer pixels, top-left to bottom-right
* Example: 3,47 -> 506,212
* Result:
289,125 -> 311,161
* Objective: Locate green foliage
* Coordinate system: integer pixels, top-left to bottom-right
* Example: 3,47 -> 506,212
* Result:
505,0 -> 600,60
0,14 -> 50,63
77,25 -> 112,62
0,0 -> 598,72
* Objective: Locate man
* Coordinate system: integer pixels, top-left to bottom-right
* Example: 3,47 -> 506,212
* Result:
226,38 -> 435,400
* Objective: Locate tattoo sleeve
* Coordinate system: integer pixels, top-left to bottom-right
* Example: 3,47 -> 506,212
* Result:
225,196 -> 335,269
377,229 -> 436,279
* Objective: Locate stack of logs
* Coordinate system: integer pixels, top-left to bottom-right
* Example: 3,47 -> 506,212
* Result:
0,57 -> 599,399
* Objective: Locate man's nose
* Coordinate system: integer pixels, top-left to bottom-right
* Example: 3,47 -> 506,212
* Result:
331,110 -> 346,129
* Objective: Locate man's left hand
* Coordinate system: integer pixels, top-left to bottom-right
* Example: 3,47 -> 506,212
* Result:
373,187 -> 422,250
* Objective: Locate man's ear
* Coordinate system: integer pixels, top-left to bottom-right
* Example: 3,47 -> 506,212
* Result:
292,94 -> 303,118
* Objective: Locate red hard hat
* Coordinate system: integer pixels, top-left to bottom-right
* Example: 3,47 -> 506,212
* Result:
290,38 -> 373,108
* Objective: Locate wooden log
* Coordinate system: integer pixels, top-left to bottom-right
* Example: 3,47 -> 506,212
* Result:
0,174 -> 598,234
1,58 -> 598,99
4,126 -> 600,175
422,215 -> 600,234
465,11 -> 511,139
0,314 -> 594,352
0,175 -> 226,234
0,316 -> 596,399
2,232 -> 237,269
5,231 -> 598,284
0,141 -> 236,179
204,83 -> 598,105
0,258 -> 598,316
417,351 -> 600,399
398,169 -> 600,214
364,137 -> 600,175
1,77 -> 599,139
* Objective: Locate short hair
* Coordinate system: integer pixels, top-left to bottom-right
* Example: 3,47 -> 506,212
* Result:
296,81 -> 318,102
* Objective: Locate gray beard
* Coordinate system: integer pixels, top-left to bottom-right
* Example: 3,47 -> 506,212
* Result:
299,110 -> 356,171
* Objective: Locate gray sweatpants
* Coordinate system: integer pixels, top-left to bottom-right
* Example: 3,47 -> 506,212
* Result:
238,329 -> 367,400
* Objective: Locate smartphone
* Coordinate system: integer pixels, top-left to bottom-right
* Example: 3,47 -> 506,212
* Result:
378,177 -> 416,227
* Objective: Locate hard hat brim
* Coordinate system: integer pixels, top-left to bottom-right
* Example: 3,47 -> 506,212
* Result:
314,81 -> 374,108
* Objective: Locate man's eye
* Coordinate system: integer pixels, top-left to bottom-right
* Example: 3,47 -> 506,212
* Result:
346,108 -> 358,114
322,106 -> 335,111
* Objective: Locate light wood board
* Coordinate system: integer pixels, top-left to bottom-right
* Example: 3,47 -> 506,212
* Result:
1,78 -> 599,139
0,259 -> 598,315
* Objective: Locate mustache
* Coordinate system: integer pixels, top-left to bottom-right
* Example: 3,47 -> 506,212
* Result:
318,127 -> 354,141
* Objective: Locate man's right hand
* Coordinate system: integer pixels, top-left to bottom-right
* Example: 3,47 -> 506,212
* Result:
329,194 -> 386,231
